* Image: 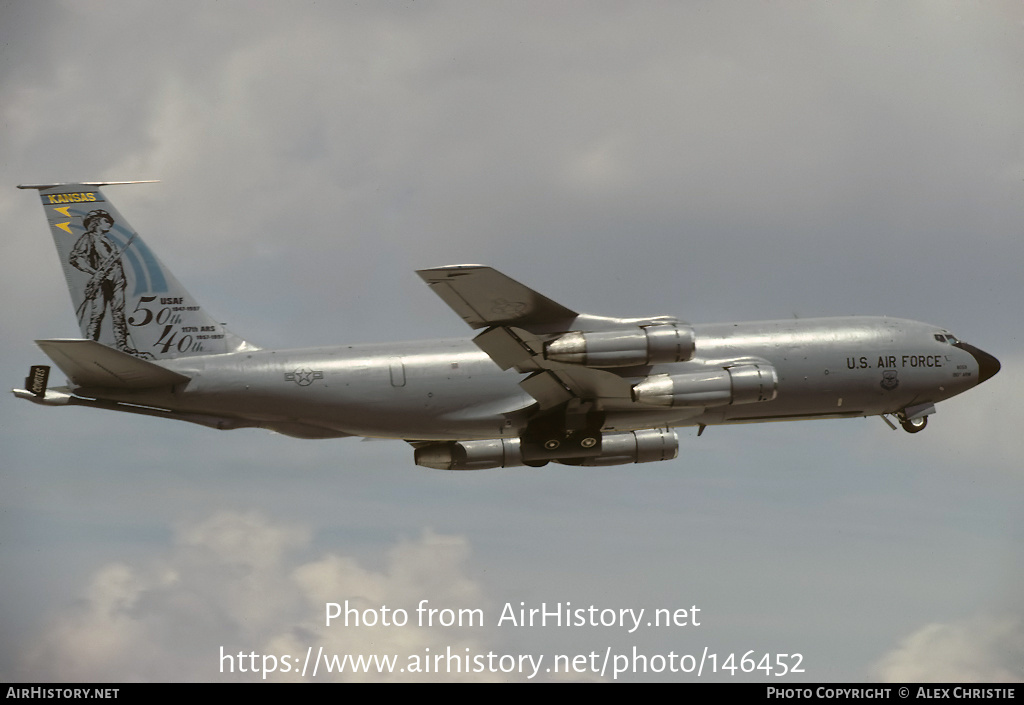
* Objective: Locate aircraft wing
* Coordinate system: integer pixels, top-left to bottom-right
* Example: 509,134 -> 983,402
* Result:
416,265 -> 579,331
417,265 -> 678,411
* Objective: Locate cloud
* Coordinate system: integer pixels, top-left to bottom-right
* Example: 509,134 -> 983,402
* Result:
872,615 -> 1024,682
18,512 -> 501,682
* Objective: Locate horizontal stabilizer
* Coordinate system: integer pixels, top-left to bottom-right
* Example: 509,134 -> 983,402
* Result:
17,181 -> 159,190
36,339 -> 190,389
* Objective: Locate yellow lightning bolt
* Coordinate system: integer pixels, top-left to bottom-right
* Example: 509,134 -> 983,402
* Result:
53,207 -> 73,234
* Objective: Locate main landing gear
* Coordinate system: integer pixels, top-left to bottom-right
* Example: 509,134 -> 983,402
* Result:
520,402 -> 604,463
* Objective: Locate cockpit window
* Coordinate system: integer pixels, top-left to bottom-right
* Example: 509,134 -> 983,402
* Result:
934,333 -> 961,345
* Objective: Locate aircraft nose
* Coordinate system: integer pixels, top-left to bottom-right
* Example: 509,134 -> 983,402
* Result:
956,342 -> 1001,384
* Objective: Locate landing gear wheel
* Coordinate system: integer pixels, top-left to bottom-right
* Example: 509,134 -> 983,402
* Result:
900,415 -> 928,433
524,460 -> 550,468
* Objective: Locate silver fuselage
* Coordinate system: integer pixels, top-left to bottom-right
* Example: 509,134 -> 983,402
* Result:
80,316 -> 986,440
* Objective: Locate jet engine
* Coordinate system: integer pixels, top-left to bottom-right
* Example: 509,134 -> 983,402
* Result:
631,364 -> 778,407
414,428 -> 679,470
543,323 -> 696,368
414,437 -> 523,471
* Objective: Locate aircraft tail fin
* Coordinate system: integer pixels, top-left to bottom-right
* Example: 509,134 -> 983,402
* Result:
19,182 -> 257,359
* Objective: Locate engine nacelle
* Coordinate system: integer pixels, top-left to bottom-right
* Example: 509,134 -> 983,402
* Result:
414,437 -> 522,471
554,428 -> 679,467
631,363 -> 778,407
413,429 -> 679,470
544,323 -> 696,368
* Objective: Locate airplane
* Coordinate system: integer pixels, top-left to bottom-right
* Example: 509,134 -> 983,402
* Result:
13,182 -> 1001,470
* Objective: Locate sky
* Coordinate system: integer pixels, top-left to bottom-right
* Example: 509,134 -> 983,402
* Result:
1,0 -> 1023,682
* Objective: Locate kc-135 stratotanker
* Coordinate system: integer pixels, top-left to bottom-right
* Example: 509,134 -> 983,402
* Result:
14,182 -> 1000,469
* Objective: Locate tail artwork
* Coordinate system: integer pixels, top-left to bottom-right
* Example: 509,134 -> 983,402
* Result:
19,182 -> 256,360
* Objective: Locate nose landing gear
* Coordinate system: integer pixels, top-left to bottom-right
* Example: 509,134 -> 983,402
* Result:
899,414 -> 928,433
880,403 -> 934,433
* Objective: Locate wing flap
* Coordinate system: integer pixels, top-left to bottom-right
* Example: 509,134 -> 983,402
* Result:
519,371 -> 575,409
473,326 -> 544,371
36,339 -> 191,389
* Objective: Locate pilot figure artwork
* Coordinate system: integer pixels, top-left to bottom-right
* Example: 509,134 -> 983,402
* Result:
15,182 -> 1000,469
68,208 -> 142,355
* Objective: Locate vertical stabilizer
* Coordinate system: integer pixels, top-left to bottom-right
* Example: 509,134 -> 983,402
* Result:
19,182 -> 257,359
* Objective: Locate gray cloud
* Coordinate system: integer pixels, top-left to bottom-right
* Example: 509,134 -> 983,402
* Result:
873,615 -> 1024,682
18,512 -> 499,682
